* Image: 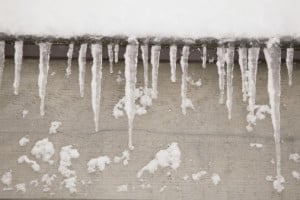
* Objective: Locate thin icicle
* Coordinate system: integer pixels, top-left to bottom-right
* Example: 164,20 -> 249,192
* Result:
225,46 -> 234,120
13,40 -> 23,95
0,41 -> 5,90
216,46 -> 226,104
91,43 -> 103,132
286,48 -> 294,86
151,45 -> 161,99
66,42 -> 74,77
38,42 -> 52,116
124,38 -> 139,150
78,43 -> 87,97
141,44 -> 149,88
264,38 -> 284,193
170,45 -> 177,82
108,44 -> 114,73
114,44 -> 119,63
238,47 -> 248,102
202,44 -> 207,69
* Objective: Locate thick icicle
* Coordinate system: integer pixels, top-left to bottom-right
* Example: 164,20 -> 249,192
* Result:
286,48 -> 294,86
0,41 -> 5,90
264,38 -> 284,193
225,46 -> 234,120
91,43 -> 103,132
238,47 -> 248,102
170,45 -> 177,82
114,44 -> 119,63
124,39 -> 139,150
66,42 -> 74,77
140,44 -> 149,88
202,44 -> 207,69
108,44 -> 114,73
13,40 -> 23,95
38,42 -> 52,116
151,45 -> 161,99
216,46 -> 226,104
78,43 -> 87,98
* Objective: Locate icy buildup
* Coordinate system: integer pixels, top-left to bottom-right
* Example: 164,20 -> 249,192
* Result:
264,38 -> 284,193
211,173 -> 221,185
292,171 -> 300,180
0,41 -> 5,90
124,39 -> 139,150
17,155 -> 40,172
238,47 -> 248,102
180,46 -> 194,115
114,44 -> 119,63
1,171 -> 12,188
87,155 -> 111,173
41,174 -> 56,192
186,76 -> 202,87
159,185 -> 167,192
13,40 -> 23,95
31,138 -> 55,165
61,176 -> 77,194
202,44 -> 207,68
192,170 -> 207,181
289,153 -> 300,162
249,143 -> 263,148
151,45 -> 161,99
22,109 -> 28,118
117,184 -> 128,192
15,183 -> 26,193
38,42 -> 51,116
65,42 -> 74,77
137,142 -> 181,178
216,46 -> 226,104
91,43 -> 103,132
108,43 -> 114,73
114,150 -> 130,165
30,179 -> 39,187
286,47 -> 294,86
49,121 -> 62,134
169,45 -> 177,82
19,136 -> 29,146
141,44 -> 149,88
225,46 -> 234,119
246,104 -> 270,132
78,43 -> 87,97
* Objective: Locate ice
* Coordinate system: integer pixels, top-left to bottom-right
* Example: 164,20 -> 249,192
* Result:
13,40 -> 23,95
0,41 -> 5,90
41,174 -> 56,192
225,46 -> 234,119
87,155 -> 111,173
216,46 -> 226,104
211,173 -> 221,185
114,150 -> 130,165
117,184 -> 128,192
17,155 -> 40,172
286,47 -> 294,86
38,42 -> 52,116
15,183 -> 26,193
266,175 -> 273,182
1,171 -> 12,187
180,46 -> 194,115
169,45 -> 177,82
22,109 -> 28,118
114,44 -> 119,63
61,176 -> 77,194
91,43 -> 103,132
31,138 -> 54,165
202,44 -> 207,68
141,44 -> 149,88
49,121 -> 62,134
249,143 -> 263,148
292,171 -> 300,180
108,43 -> 114,73
289,153 -> 300,162
19,136 -> 29,146
151,45 -> 161,99
65,42 -> 74,77
246,104 -> 270,132
124,38 -> 139,150
78,43 -> 87,97
238,47 -> 248,102
264,38 -> 284,193
192,170 -> 207,181
30,179 -> 39,187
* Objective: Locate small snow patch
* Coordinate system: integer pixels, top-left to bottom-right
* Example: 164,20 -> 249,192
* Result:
192,170 -> 207,181
273,175 -> 285,193
159,185 -> 167,192
292,171 -> 300,180
61,176 -> 77,194
22,110 -> 28,118
1,171 -> 12,187
182,174 -> 189,180
15,183 -> 26,193
17,155 -> 40,172
49,121 -> 62,134
87,156 -> 111,173
211,173 -> 221,185
30,179 -> 39,187
41,174 -> 56,192
19,136 -> 29,146
31,138 -> 55,164
266,175 -> 273,182
114,150 -> 130,165
117,184 -> 128,192
289,153 -> 300,163
250,143 -> 263,148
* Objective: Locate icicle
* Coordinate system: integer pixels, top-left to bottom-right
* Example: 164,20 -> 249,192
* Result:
202,44 -> 207,68
238,47 -> 248,102
151,45 -> 161,99
264,38 -> 284,193
108,44 -> 114,73
91,43 -> 103,132
140,44 -> 149,88
0,41 -> 5,90
13,40 -> 23,95
78,43 -> 87,98
114,44 -> 119,63
38,42 -> 52,116
65,42 -> 74,77
216,46 -> 226,104
225,46 -> 234,120
170,45 -> 177,82
124,38 -> 139,150
286,48 -> 294,86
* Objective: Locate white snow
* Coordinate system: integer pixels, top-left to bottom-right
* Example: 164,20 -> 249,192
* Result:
192,170 -> 207,181
141,44 -> 149,88
211,173 -> 221,185
61,176 -> 77,194
249,143 -> 263,148
216,46 -> 226,104
159,185 -> 167,192
19,136 -> 29,146
17,155 -> 40,172
65,42 -> 74,77
0,41 -> 5,90
114,44 -> 119,63
151,45 -> 161,99
182,174 -> 189,180
273,175 -> 285,193
41,174 -> 56,192
238,47 -> 248,102
78,43 -> 87,97
49,121 -> 62,134
31,138 -> 55,165
286,48 -> 294,86
15,183 -> 26,193
87,155 -> 111,173
292,171 -> 300,180
246,104 -> 271,132
1,171 -> 12,187
266,175 -> 273,182
289,153 -> 300,163
225,46 -> 234,119
169,45 -> 177,82
30,179 -> 39,187
114,150 -> 130,165
13,40 -> 23,95
22,109 -> 28,118
117,184 -> 128,192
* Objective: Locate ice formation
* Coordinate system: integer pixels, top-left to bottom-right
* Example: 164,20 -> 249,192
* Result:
225,46 -> 234,119
13,40 -> 23,95
19,136 -> 29,146
78,43 -> 87,97
114,43 -> 119,63
15,183 -> 26,193
61,176 -> 77,194
49,121 -> 62,134
91,43 -> 103,132
30,179 -> 39,187
0,41 -> 5,90
65,42 -> 74,77
216,46 -> 226,104
192,170 -> 207,181
31,138 -> 55,165
286,47 -> 294,86
151,45 -> 161,99
169,44 -> 177,82
246,104 -> 271,132
87,155 -> 111,173
17,155 -> 40,172
238,47 -> 248,102
202,44 -> 207,68
41,174 -> 56,192
289,153 -> 300,163
211,173 -> 221,185
249,143 -> 263,148
114,150 -> 130,165
38,42 -> 52,116
159,185 -> 167,192
117,184 -> 128,192
140,44 -> 149,88
292,171 -> 300,180
1,171 -> 12,188
137,142 -> 181,178
22,109 -> 28,118
108,43 -> 114,73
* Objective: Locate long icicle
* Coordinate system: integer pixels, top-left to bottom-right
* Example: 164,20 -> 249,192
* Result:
78,43 -> 87,98
114,44 -> 119,63
108,44 -> 114,73
13,40 -> 23,95
225,45 -> 234,120
124,39 -> 139,150
151,45 -> 161,99
141,44 -> 149,88
202,44 -> 207,69
66,42 -> 74,77
91,43 -> 103,132
264,38 -> 284,193
238,46 -> 248,102
38,42 -> 52,116
286,47 -> 294,86
170,45 -> 177,82
248,47 -> 260,116
0,41 -> 4,90
216,46 -> 226,104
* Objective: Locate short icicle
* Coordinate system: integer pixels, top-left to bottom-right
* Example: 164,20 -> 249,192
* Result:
141,44 -> 149,88
225,45 -> 234,120
151,45 -> 161,99
202,44 -> 207,68
114,44 -> 119,63
108,44 -> 114,73
170,45 -> 177,82
0,41 -> 4,90
216,46 -> 226,104
78,43 -> 87,97
286,47 -> 294,86
13,40 -> 23,95
238,46 -> 248,102
65,42 -> 74,77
